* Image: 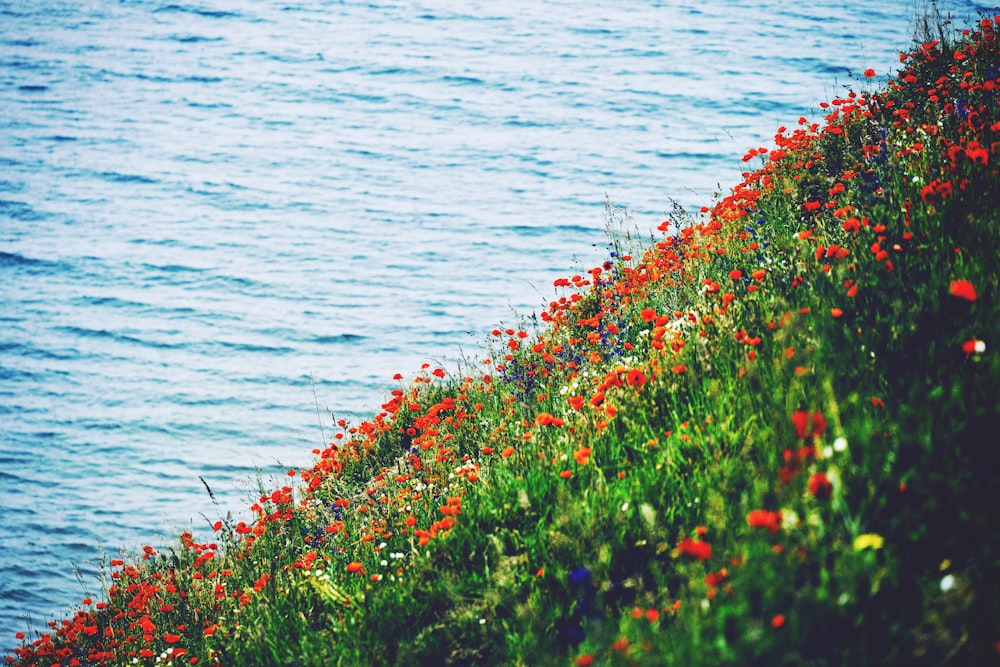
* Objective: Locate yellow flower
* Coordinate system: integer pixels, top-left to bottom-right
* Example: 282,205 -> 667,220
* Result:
853,533 -> 884,551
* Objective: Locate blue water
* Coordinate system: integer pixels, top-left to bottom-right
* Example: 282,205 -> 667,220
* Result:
0,0 -> 991,651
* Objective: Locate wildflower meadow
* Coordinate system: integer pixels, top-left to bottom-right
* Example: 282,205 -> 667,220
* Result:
9,12 -> 1000,667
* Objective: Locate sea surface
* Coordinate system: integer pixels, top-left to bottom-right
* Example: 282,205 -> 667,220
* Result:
0,0 -> 990,651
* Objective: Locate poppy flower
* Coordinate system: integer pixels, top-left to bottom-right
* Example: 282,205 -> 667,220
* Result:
704,568 -> 729,588
949,279 -> 978,301
864,68 -> 876,78
675,537 -> 712,560
962,338 -> 986,354
791,410 -> 827,440
746,509 -> 782,533
808,472 -> 833,500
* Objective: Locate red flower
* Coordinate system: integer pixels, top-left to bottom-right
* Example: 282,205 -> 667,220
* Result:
704,567 -> 729,588
864,68 -> 876,78
949,279 -> 978,302
965,144 -> 989,165
747,509 -> 782,533
346,561 -> 364,573
791,410 -> 827,440
808,472 -> 833,500
676,537 -> 712,560
626,369 -> 647,387
729,269 -> 743,280
961,338 -> 985,355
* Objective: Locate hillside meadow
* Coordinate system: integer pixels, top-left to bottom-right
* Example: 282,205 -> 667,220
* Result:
9,12 -> 1000,667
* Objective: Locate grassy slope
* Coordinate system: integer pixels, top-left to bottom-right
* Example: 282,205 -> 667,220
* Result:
11,14 -> 1000,667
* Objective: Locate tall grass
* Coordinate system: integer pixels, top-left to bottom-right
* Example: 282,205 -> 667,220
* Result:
9,12 -> 999,667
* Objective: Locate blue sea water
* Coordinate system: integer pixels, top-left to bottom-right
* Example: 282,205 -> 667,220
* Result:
0,0 -> 992,652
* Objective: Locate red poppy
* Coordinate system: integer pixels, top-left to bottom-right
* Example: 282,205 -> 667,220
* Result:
791,410 -> 827,440
949,279 -> 978,301
961,338 -> 985,355
704,568 -> 729,590
808,472 -> 833,500
746,509 -> 782,533
626,369 -> 647,387
676,537 -> 712,560
864,68 -> 876,78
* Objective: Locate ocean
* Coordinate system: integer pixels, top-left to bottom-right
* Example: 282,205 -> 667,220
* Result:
0,0 -> 990,651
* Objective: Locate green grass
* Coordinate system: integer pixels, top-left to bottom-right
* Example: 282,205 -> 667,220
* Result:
9,12 -> 1000,667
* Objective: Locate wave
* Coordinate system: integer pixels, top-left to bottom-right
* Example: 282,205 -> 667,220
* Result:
0,199 -> 47,222
52,325 -> 182,351
168,34 -> 225,44
312,333 -> 367,344
98,171 -> 158,185
152,4 -> 245,20
0,250 -> 60,271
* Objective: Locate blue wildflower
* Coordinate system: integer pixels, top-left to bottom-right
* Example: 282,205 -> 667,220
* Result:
568,566 -> 592,587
